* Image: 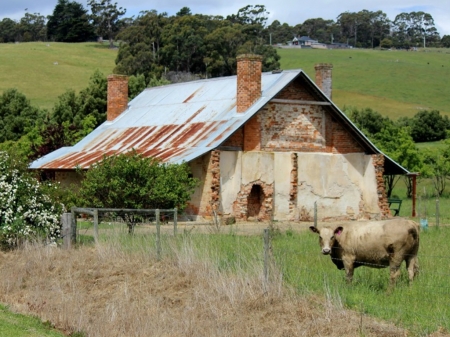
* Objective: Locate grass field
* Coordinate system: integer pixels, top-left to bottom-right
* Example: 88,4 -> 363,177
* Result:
0,42 -> 117,110
279,47 -> 450,119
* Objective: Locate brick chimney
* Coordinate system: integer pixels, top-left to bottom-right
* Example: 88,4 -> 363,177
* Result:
236,54 -> 263,113
107,74 -> 129,121
314,63 -> 333,100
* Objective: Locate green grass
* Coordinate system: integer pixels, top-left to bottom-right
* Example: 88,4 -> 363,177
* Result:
0,42 -> 117,110
0,304 -> 66,336
278,47 -> 450,119
272,227 -> 450,336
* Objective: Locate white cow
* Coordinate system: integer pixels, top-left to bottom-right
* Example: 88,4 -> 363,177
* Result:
309,219 -> 420,286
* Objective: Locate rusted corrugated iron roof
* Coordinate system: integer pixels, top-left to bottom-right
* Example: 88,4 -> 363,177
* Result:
29,69 -> 409,175
30,70 -> 301,169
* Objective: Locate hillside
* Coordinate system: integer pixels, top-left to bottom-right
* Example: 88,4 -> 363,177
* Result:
0,42 -> 449,118
278,47 -> 450,118
0,42 -> 116,110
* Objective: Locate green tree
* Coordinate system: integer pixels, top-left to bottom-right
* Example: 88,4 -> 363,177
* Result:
373,124 -> 423,197
344,106 -> 393,136
47,0 -> 95,42
0,18 -> 18,43
409,110 -> 449,143
79,151 -> 198,232
88,0 -> 126,48
441,35 -> 450,47
0,89 -> 44,143
392,12 -> 439,48
114,10 -> 168,80
18,12 -> 47,42
422,146 -> 450,197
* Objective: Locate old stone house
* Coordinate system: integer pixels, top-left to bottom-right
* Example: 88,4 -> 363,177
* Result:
30,54 -> 410,222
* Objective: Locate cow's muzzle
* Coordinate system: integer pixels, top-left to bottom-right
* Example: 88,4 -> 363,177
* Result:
322,248 -> 331,255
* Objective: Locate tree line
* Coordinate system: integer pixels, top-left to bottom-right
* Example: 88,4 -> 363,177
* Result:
1,2 -> 450,52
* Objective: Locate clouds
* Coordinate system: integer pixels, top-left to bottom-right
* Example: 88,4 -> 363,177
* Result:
1,0 -> 449,35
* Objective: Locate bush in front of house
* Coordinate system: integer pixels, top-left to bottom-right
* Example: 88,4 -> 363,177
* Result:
0,151 -> 63,247
78,150 -> 198,232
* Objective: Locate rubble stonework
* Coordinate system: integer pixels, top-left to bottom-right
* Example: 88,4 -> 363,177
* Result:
372,154 -> 391,218
234,180 -> 274,221
209,150 -> 221,214
289,153 -> 298,219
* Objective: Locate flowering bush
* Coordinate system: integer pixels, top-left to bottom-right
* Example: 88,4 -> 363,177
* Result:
0,151 -> 62,247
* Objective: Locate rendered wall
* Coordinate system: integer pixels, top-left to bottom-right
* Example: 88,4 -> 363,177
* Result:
217,151 -> 381,221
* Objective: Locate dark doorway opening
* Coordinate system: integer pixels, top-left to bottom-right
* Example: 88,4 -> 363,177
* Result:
247,184 -> 264,218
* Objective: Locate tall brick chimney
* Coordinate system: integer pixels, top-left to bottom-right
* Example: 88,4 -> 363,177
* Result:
236,54 -> 263,113
107,74 -> 129,121
314,63 -> 333,100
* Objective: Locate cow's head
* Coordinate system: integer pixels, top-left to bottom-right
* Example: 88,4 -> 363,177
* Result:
309,226 -> 343,255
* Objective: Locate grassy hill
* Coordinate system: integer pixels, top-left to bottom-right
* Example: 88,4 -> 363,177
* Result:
278,47 -> 450,119
1,42 -> 449,119
0,42 -> 117,110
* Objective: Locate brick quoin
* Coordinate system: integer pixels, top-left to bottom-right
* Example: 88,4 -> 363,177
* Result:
107,74 -> 129,121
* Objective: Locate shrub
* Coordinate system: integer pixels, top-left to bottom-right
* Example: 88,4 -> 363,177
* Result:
0,151 -> 62,247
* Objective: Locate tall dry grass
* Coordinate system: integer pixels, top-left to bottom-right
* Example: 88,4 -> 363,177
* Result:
0,235 -> 412,337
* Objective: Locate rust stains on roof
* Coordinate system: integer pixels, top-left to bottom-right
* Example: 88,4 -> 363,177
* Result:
183,87 -> 202,103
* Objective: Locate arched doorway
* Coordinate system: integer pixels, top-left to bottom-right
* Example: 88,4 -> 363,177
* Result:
247,184 -> 264,218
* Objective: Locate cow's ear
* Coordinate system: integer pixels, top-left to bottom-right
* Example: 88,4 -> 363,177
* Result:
309,226 -> 319,234
334,226 -> 343,235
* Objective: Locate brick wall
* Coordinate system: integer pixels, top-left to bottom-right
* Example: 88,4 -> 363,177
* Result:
107,75 -> 129,121
236,54 -> 262,113
331,120 -> 364,154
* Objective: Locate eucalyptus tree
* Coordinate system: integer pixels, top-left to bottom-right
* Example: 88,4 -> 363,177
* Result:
393,11 -> 439,48
114,10 -> 169,81
88,0 -> 126,47
18,12 -> 47,41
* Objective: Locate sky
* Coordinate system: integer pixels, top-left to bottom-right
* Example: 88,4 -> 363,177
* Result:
1,0 -> 450,36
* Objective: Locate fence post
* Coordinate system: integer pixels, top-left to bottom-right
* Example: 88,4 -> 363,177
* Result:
263,228 -> 270,292
174,208 -> 178,236
436,198 -> 440,228
61,213 -> 75,249
93,209 -> 99,244
70,208 -> 77,244
156,209 -> 161,260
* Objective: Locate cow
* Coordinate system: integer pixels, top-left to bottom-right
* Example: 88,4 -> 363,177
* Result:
309,219 -> 420,286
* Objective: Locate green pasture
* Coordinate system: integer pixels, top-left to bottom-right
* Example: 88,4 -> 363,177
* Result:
1,43 -> 449,119
76,222 -> 450,336
0,304 -> 65,337
0,42 -> 117,110
278,47 -> 450,119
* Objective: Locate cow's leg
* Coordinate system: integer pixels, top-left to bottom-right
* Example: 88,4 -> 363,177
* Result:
389,256 -> 403,287
342,256 -> 355,284
405,255 -> 419,283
